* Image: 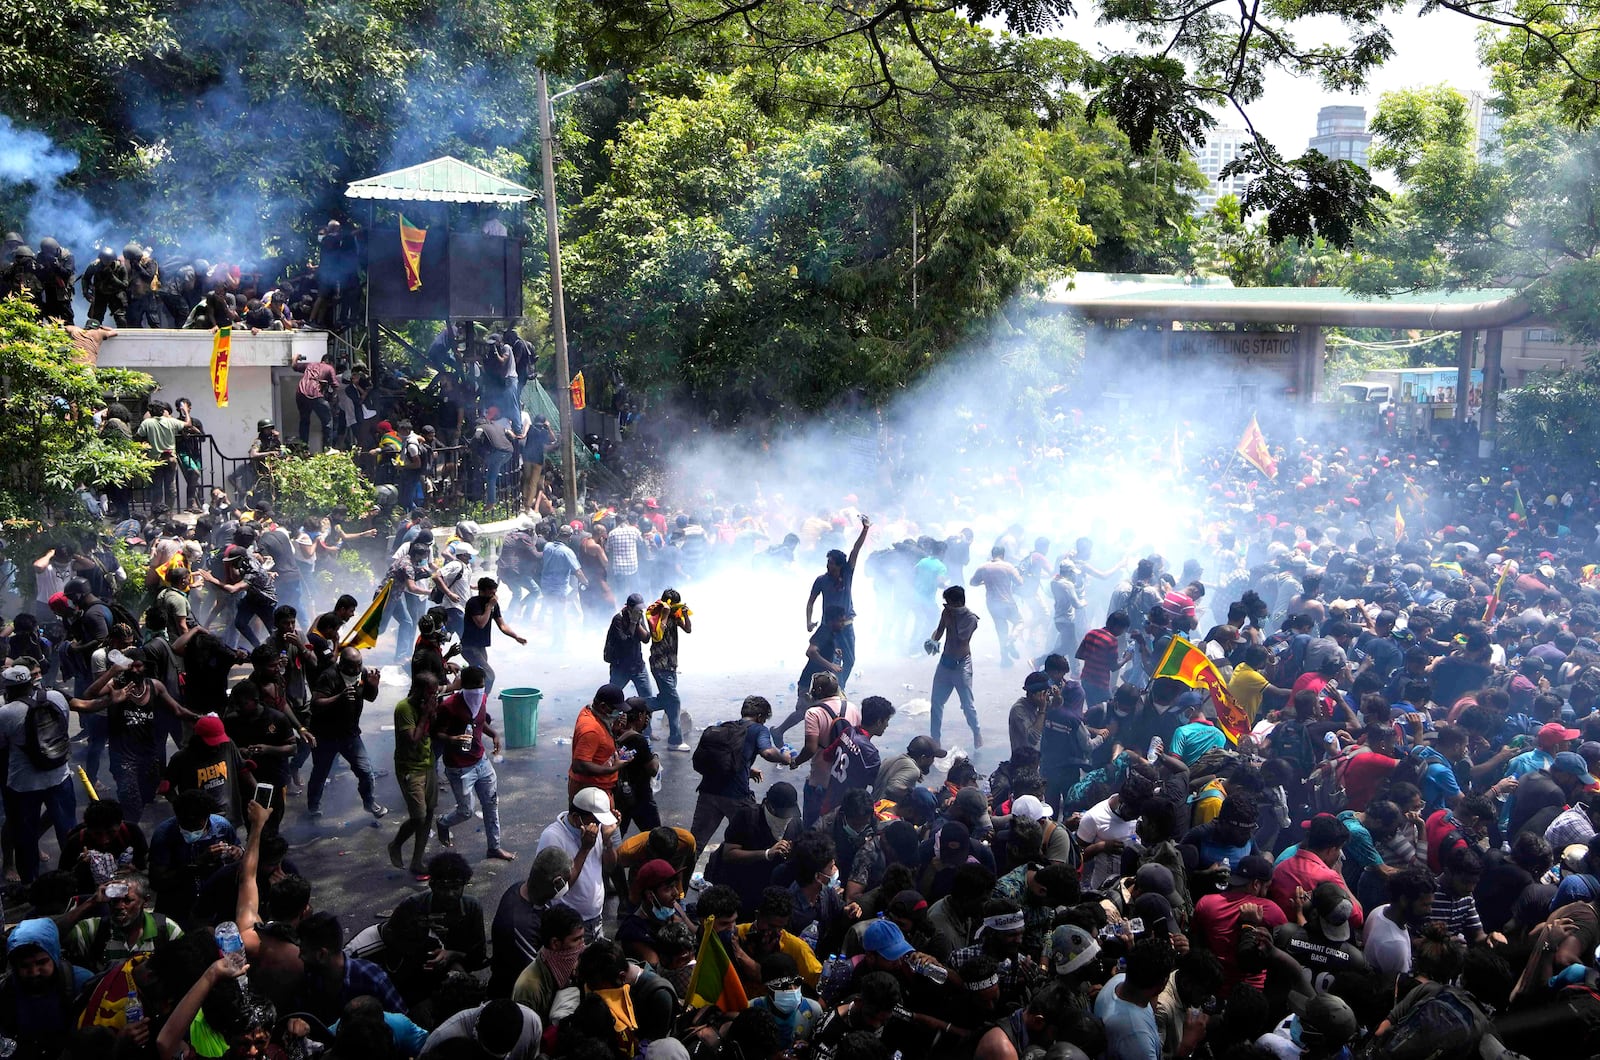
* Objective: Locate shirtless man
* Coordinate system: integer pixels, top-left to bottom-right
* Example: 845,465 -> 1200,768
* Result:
927,585 -> 983,748
970,548 -> 1024,668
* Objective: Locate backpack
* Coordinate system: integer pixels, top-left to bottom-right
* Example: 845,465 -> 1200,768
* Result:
691,720 -> 752,779
824,722 -> 881,804
1374,982 -> 1496,1060
1272,718 -> 1317,774
1309,749 -> 1357,815
106,599 -> 141,636
602,616 -> 633,665
24,689 -> 70,771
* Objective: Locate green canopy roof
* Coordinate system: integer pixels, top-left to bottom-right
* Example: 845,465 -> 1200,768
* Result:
345,156 -> 536,205
1046,281 -> 1530,329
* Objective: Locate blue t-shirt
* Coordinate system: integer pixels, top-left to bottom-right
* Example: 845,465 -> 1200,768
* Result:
912,557 -> 947,601
1421,757 -> 1462,813
811,568 -> 855,618
1095,973 -> 1161,1060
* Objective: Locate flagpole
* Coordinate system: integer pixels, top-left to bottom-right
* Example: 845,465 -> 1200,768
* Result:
538,69 -> 582,524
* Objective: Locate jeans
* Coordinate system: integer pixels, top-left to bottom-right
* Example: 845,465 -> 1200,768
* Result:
835,623 -> 857,690
441,759 -> 501,852
460,645 -> 495,694
295,392 -> 333,450
112,736 -> 160,822
500,572 -> 539,621
10,778 -> 76,883
482,448 -> 512,506
235,592 -> 275,648
391,592 -> 426,665
608,662 -> 656,704
802,781 -> 827,828
989,604 -> 1021,663
148,462 -> 178,509
651,666 -> 684,744
930,655 -> 978,743
307,735 -> 377,812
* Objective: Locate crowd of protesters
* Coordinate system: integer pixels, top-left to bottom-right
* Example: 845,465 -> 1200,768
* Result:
12,248 -> 1600,1058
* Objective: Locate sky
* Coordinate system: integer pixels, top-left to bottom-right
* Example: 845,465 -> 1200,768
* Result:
1049,2 -> 1493,158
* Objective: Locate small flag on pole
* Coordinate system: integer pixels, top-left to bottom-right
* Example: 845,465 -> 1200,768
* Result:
210,326 -> 231,407
1154,636 -> 1253,738
687,917 -> 749,1012
399,214 -> 427,291
343,579 -> 393,650
1235,414 -> 1277,480
570,370 -> 587,411
1394,505 -> 1406,542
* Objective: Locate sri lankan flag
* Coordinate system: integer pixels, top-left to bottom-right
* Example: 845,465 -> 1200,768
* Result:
1235,414 -> 1277,480
210,325 -> 231,407
570,370 -> 587,411
1394,505 -> 1406,543
343,578 -> 393,650
1154,636 -> 1250,743
687,918 -> 748,1012
399,214 -> 427,291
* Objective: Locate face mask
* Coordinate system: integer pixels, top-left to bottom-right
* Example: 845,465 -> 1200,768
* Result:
463,688 -> 487,712
843,824 -> 861,841
181,825 -> 210,844
653,901 -> 676,922
827,870 -> 841,890
764,809 -> 788,840
548,879 -> 570,904
659,961 -> 695,998
771,987 -> 803,1015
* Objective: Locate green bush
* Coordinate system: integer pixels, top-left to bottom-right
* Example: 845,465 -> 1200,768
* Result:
260,449 -> 375,526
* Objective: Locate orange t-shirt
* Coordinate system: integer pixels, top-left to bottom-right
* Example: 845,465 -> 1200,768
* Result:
568,706 -> 618,790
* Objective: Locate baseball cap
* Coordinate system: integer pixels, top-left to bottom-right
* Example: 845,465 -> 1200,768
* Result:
862,919 -> 914,961
1050,924 -> 1101,975
1290,993 -> 1360,1046
635,858 -> 678,893
1134,863 -> 1176,901
195,714 -> 230,747
572,786 -> 618,827
625,593 -> 645,607
939,820 -> 973,859
1010,795 -> 1054,823
1131,892 -> 1180,936
907,735 -> 947,759
1023,671 -> 1050,693
1554,751 -> 1599,785
903,787 -> 937,818
888,890 -> 928,917
595,684 -> 626,707
1539,722 -> 1581,750
764,782 -> 801,819
1229,853 -> 1275,888
1309,881 -> 1356,942
0,665 -> 33,688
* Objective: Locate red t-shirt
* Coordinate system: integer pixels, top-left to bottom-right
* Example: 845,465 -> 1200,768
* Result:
1268,850 -> 1364,930
1194,890 -> 1288,989
1342,751 -> 1399,812
1425,808 -> 1468,873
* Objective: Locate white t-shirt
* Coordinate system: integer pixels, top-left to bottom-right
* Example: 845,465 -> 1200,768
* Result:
1363,905 -> 1412,977
437,560 -> 472,612
537,812 -> 617,921
1077,797 -> 1139,890
1255,1015 -> 1304,1058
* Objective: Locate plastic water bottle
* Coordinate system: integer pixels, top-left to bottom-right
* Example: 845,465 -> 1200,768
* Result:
818,953 -> 854,1005
651,762 -> 663,795
553,736 -> 572,746
800,921 -> 820,952
215,921 -> 249,992
690,873 -> 707,891
0,1035 -> 16,1058
910,956 -> 949,983
124,985 -> 144,1025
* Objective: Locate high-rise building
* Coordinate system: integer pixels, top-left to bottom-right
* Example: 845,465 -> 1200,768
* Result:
1309,105 -> 1372,169
1192,127 -> 1252,214
1467,91 -> 1503,163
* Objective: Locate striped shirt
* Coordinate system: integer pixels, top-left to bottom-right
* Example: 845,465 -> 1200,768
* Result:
1427,888 -> 1483,941
1076,627 -> 1120,689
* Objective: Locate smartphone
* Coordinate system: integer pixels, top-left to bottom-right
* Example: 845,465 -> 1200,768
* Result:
252,783 -> 275,809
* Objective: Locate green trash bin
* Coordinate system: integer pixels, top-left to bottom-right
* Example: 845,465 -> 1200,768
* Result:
499,688 -> 542,749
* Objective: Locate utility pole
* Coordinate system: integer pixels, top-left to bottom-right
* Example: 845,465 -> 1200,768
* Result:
536,68 -> 580,523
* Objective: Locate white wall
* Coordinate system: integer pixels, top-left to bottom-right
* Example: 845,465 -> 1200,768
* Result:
94,330 -> 331,457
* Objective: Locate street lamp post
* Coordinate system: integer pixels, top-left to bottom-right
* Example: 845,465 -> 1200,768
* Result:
536,69 -> 606,523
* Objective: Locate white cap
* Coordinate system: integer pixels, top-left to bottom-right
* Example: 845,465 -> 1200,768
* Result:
448,540 -> 477,557
572,786 -> 618,827
1011,794 -> 1054,822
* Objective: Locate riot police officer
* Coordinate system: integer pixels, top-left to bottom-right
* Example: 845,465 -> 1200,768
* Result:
82,246 -> 129,327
